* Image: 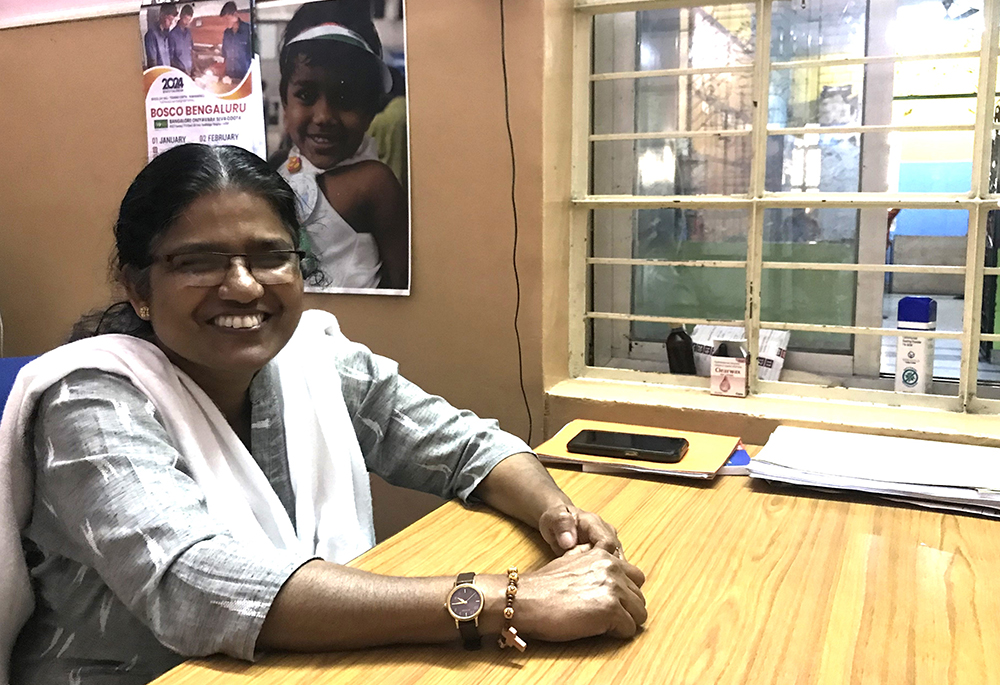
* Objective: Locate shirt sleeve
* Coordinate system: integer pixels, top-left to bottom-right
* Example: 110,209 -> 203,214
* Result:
30,369 -> 314,661
329,333 -> 533,502
144,31 -> 156,67
168,31 -> 179,68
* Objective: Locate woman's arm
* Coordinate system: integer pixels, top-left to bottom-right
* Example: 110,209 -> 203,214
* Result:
258,549 -> 646,651
329,322 -> 625,557
319,162 -> 409,289
364,162 -> 409,289
256,322 -> 646,650
30,371 -> 312,660
472,452 -> 623,557
257,564 -> 500,650
255,449 -> 645,652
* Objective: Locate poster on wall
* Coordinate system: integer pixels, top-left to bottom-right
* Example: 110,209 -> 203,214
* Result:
140,0 -> 266,161
257,0 -> 410,295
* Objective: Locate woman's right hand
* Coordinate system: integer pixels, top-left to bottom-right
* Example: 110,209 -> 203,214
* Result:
514,548 -> 647,641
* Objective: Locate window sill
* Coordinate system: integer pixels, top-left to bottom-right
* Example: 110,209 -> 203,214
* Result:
545,376 -> 1000,448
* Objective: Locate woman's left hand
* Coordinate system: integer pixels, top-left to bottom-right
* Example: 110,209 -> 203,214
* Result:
538,503 -> 624,559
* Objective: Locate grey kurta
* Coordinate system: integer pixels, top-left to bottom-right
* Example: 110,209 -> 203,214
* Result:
13,335 -> 529,685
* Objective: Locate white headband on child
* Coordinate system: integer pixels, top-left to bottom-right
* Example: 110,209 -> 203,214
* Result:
285,22 -> 393,94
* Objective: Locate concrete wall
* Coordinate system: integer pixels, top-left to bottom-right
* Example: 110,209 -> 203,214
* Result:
892,235 -> 965,295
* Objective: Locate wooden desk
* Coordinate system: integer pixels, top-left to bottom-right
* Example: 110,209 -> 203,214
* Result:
153,467 -> 1000,684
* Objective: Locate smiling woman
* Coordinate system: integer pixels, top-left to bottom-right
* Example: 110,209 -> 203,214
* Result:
130,189 -> 305,428
0,145 -> 647,685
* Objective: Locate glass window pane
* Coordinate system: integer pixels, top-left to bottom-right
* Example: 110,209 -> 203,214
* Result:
767,0 -> 981,203
588,318 -> 635,369
762,208 -> 969,266
891,0 -> 983,56
770,66 -> 978,130
591,208 -> 749,350
765,131 -> 974,194
768,66 -> 864,128
593,73 -> 754,135
591,4 -> 758,196
892,97 -> 976,129
759,267 -> 856,353
593,138 -> 752,195
762,207 -> 859,258
761,207 -> 969,357
589,263 -> 745,342
770,0 -> 982,63
592,208 -> 749,261
770,0 -> 867,63
593,5 -> 756,76
765,132 -> 860,193
895,58 -> 980,99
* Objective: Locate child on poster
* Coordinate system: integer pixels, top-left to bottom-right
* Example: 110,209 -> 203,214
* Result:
274,2 -> 409,291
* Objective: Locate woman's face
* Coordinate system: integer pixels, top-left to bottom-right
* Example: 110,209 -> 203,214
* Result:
283,56 -> 376,169
132,189 -> 304,387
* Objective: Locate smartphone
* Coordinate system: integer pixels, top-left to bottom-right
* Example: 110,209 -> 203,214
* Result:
566,429 -> 689,464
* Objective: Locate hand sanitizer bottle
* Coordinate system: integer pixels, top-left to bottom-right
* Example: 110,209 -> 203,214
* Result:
895,296 -> 936,394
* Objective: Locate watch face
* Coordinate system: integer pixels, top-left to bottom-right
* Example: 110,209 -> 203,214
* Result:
448,585 -> 483,620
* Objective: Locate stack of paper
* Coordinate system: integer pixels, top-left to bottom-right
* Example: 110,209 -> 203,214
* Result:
749,426 -> 1000,518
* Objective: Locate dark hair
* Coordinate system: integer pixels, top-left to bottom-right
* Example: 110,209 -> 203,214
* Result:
280,45 -> 383,114
71,144 -> 323,341
220,2 -> 238,16
159,3 -> 178,17
278,0 -> 384,112
180,4 -> 194,18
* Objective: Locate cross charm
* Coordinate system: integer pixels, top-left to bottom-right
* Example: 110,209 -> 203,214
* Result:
498,626 -> 527,652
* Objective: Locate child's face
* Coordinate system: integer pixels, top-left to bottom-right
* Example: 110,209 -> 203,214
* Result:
283,58 -> 376,170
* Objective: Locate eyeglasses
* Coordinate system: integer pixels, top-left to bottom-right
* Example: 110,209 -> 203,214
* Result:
155,250 -> 306,287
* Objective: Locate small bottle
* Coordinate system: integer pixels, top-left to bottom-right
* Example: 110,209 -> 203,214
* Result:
666,326 -> 696,375
895,296 -> 936,394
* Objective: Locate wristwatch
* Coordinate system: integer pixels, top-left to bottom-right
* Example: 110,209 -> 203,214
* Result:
446,572 -> 484,650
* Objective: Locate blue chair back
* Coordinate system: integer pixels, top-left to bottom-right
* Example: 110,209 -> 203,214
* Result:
0,356 -> 37,415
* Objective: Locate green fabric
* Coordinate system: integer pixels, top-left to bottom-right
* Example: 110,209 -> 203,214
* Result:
367,96 -> 407,188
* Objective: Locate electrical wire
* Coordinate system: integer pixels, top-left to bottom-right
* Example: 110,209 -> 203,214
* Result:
498,0 -> 533,446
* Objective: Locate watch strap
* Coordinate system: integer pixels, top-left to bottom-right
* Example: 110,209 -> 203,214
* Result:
454,572 -> 482,650
458,617 -> 481,650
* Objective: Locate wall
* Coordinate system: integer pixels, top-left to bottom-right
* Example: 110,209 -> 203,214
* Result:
0,1 -> 135,29
892,235 -> 966,295
0,0 -> 546,538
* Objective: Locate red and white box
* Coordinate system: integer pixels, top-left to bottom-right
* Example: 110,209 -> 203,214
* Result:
710,341 -> 749,397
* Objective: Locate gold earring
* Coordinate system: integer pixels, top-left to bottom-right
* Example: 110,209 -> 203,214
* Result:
138,306 -> 150,320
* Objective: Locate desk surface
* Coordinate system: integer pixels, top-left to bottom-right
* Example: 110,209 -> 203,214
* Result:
153,466 -> 1000,685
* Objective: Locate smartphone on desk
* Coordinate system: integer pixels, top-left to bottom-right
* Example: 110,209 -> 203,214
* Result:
566,429 -> 689,464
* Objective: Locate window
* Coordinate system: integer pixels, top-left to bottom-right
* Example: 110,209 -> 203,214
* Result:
571,0 -> 1000,413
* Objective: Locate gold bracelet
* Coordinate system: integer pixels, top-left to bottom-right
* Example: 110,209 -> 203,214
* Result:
498,566 -> 527,651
